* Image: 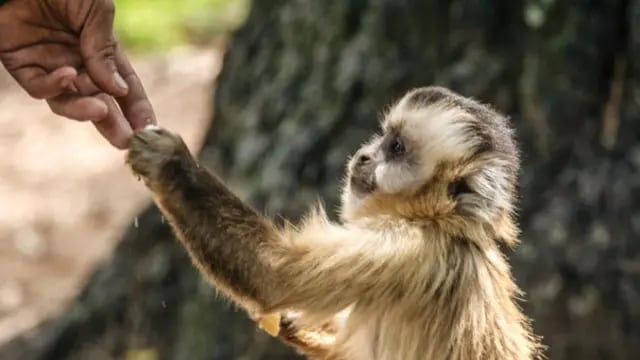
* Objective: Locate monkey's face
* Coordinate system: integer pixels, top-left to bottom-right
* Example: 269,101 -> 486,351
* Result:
341,87 -> 519,230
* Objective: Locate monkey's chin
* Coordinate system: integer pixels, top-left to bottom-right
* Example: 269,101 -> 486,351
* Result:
340,181 -> 376,222
349,176 -> 376,196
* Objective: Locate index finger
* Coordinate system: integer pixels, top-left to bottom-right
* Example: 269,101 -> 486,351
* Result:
114,47 -> 156,130
10,66 -> 77,99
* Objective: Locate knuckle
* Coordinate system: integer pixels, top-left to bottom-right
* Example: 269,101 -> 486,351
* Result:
25,87 -> 46,99
0,53 -> 19,71
84,41 -> 118,69
47,101 -> 69,117
100,0 -> 116,17
94,44 -> 117,62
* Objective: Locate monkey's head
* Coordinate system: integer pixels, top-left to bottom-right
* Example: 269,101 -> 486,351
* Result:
341,86 -> 520,245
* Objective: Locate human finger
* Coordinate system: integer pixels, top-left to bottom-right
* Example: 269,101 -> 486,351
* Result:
80,0 -> 129,98
0,42 -> 83,73
47,93 -> 109,121
114,46 -> 156,129
74,71 -> 102,96
10,66 -> 77,99
91,93 -> 134,149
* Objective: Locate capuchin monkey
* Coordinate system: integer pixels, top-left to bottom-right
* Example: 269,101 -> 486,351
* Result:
127,86 -> 542,360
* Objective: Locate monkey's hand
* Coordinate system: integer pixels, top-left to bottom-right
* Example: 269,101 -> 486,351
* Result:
127,125 -> 194,188
278,313 -> 337,359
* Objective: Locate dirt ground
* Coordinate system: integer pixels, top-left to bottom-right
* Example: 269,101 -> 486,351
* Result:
0,46 -> 221,345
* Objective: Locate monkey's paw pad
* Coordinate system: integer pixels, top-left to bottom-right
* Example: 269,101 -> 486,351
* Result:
127,126 -> 189,181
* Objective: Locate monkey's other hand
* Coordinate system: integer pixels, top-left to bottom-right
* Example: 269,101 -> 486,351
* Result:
127,125 -> 193,186
278,313 -> 300,342
278,313 -> 337,357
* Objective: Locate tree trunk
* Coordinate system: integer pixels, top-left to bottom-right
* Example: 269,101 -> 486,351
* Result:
3,0 -> 639,359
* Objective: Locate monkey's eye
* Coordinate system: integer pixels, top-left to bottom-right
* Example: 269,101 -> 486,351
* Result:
448,179 -> 472,197
387,136 -> 405,158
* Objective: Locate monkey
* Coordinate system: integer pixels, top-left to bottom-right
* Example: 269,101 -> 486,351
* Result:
126,86 -> 544,360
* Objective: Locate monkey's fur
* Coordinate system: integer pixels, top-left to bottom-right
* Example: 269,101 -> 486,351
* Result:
127,86 -> 543,360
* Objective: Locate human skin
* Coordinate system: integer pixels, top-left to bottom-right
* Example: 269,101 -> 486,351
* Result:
0,0 -> 156,149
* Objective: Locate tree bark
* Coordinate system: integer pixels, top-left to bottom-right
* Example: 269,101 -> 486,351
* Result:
3,0 -> 640,359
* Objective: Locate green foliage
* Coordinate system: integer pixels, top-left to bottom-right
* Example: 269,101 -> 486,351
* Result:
115,0 -> 249,51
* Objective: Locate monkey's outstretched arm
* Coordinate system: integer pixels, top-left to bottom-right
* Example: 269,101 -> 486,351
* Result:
127,127 -> 420,316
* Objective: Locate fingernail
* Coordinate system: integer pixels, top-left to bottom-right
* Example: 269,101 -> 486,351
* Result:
114,72 -> 128,90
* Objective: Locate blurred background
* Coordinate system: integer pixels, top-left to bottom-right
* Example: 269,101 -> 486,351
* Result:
1,0 -> 639,359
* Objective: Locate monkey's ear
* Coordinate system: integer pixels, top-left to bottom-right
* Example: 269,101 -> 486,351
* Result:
460,159 -> 514,219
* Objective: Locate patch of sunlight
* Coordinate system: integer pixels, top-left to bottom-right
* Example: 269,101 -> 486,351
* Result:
115,0 -> 250,52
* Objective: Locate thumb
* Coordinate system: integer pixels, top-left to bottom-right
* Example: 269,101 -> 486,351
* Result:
80,0 -> 129,98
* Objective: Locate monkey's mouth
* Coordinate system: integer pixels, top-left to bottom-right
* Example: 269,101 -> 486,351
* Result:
350,174 -> 376,195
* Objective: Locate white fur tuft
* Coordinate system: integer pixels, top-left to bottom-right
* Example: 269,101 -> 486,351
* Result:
379,104 -> 476,193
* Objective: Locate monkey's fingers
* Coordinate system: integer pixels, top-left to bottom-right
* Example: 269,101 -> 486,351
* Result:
127,126 -> 192,183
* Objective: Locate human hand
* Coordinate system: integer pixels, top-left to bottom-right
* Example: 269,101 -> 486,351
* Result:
0,0 -> 156,149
